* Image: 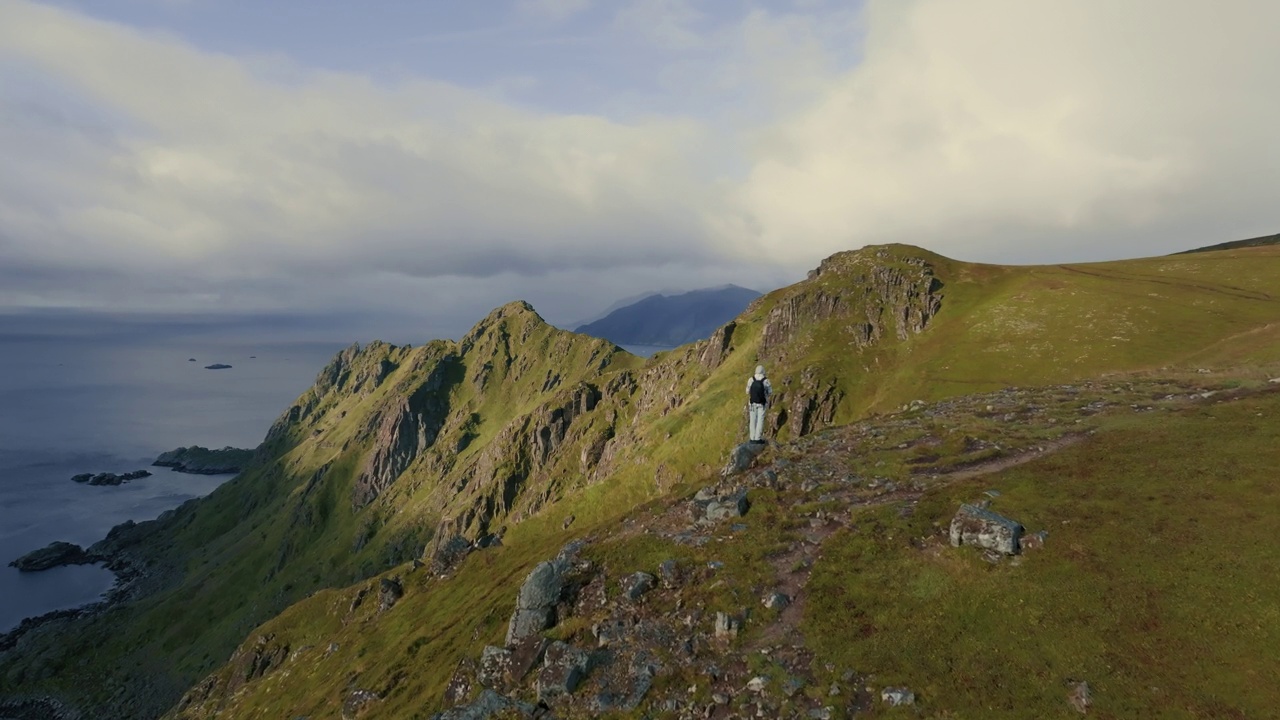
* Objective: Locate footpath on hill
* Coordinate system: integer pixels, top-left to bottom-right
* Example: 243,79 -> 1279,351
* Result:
316,371 -> 1280,720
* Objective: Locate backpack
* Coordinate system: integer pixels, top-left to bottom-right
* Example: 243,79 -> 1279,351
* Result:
749,377 -> 768,405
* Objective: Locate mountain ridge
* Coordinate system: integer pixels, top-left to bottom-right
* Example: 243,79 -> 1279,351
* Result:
2,241 -> 1279,718
575,284 -> 762,347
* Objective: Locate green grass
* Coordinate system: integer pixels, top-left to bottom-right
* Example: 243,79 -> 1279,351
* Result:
4,242 -> 1279,718
804,389 -> 1280,718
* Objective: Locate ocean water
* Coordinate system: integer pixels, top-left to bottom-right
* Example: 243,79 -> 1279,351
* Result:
0,328 -> 344,633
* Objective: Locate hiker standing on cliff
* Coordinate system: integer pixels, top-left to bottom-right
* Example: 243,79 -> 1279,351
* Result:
746,365 -> 773,444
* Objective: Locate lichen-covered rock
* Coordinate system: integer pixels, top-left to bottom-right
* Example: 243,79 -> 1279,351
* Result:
444,658 -> 478,705
507,636 -> 550,683
478,646 -> 513,689
505,560 -> 564,646
881,687 -> 915,706
1067,680 -> 1092,714
537,641 -> 590,700
506,608 -> 553,648
763,591 -> 790,610
714,612 -> 741,639
1022,529 -> 1049,551
622,571 -> 656,601
949,503 -> 1024,555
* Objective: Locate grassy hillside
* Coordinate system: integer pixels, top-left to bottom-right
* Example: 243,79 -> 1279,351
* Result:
171,377 -> 1280,718
1,242 -> 1278,719
1176,231 -> 1280,254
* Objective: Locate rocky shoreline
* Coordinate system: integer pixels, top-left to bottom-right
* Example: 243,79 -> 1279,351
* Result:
1,517 -> 170,654
8,542 -> 101,572
152,446 -> 253,475
70,470 -> 152,486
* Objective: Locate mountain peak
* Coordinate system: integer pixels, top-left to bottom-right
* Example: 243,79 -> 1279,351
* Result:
460,300 -> 546,347
576,285 -> 762,347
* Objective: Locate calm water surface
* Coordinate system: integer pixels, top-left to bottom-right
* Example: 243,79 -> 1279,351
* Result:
0,332 -> 343,632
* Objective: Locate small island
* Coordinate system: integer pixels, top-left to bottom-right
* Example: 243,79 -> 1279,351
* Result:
71,470 -> 152,486
9,541 -> 99,572
153,446 -> 254,474
204,363 -> 233,370
188,358 -> 197,362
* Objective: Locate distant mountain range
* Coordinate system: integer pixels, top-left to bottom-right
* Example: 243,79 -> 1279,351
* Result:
574,284 -> 762,347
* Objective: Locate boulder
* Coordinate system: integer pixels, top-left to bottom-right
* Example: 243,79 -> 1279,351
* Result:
537,641 -> 590,700
658,559 -> 680,588
714,612 -> 741,639
426,535 -> 473,576
762,592 -> 790,610
518,561 -> 563,608
9,541 -> 97,572
722,442 -> 767,475
506,608 -> 553,647
623,571 -> 656,601
881,687 -> 915,706
378,577 -> 403,611
949,503 -> 1025,555
1067,680 -> 1091,714
705,491 -> 750,521
505,561 -> 564,646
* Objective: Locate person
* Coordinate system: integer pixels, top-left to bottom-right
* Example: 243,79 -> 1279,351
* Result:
745,364 -> 773,444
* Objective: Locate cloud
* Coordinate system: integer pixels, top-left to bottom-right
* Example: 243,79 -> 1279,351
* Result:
736,0 -> 1280,263
1,0 -> 1277,328
612,0 -> 705,50
0,0 -> 730,312
516,0 -> 593,23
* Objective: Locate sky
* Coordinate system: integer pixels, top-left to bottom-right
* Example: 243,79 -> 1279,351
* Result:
1,0 -> 1277,342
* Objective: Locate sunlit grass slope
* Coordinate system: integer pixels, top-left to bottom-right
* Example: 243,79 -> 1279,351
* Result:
1,240 -> 1277,719
806,388 -> 1280,718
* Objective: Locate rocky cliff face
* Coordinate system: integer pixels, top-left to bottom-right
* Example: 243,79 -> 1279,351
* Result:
353,356 -> 459,508
763,249 -> 942,356
0,246 -> 955,720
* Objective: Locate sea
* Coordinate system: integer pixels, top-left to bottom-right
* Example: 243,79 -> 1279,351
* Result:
0,320 -> 674,635
0,322 -> 345,633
